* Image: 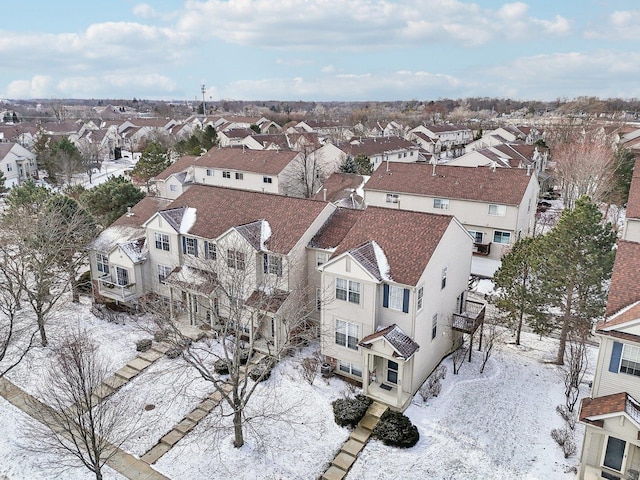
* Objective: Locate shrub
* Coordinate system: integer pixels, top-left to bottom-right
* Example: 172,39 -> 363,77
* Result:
136,339 -> 152,352
555,405 -> 577,430
551,426 -> 576,458
165,347 -> 182,359
301,357 -> 320,385
154,329 -> 169,342
249,358 -> 274,382
373,410 -> 420,448
237,349 -> 250,366
419,365 -> 447,402
332,394 -> 372,428
214,359 -> 231,375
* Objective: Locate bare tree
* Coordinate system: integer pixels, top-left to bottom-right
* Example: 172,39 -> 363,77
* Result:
141,236 -> 318,448
24,329 -> 140,480
563,325 -> 590,413
2,189 -> 97,345
479,315 -> 504,374
552,136 -> 615,210
282,141 -> 331,198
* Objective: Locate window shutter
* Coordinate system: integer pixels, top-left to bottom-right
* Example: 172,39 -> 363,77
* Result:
263,254 -> 268,274
193,239 -> 198,257
383,284 -> 389,308
609,341 -> 623,373
402,288 -> 410,313
181,236 -> 186,254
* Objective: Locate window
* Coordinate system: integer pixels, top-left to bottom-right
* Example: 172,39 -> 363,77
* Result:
204,241 -> 216,260
183,237 -> 198,256
169,184 -> 177,192
432,313 -> 438,340
398,153 -> 402,159
115,267 -> 129,286
493,231 -> 511,245
316,288 -> 322,311
335,319 -> 359,350
468,230 -> 484,244
96,253 -> 109,274
154,232 -> 170,251
386,193 -> 399,204
227,249 -> 245,270
335,278 -> 360,304
6,164 -> 12,172
433,198 -> 449,210
263,176 -> 273,184
157,264 -> 171,284
235,172 -> 244,180
206,169 -> 213,176
441,267 -> 447,289
338,361 -> 362,377
417,286 -> 424,311
603,436 -> 626,472
488,204 -> 507,216
387,360 -> 399,384
263,254 -> 283,276
620,344 -> 640,376
223,171 -> 231,179
316,252 -> 329,268
388,285 -> 404,311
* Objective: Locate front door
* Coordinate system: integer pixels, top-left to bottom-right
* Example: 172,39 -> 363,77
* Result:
387,360 -> 399,384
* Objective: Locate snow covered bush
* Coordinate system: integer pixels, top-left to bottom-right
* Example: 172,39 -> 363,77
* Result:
136,338 -> 152,352
555,405 -> 577,430
373,410 -> 420,448
300,357 -> 320,385
332,394 -> 372,428
214,359 -> 230,374
419,365 -> 446,402
165,347 -> 182,359
248,358 -> 274,382
551,426 -> 576,458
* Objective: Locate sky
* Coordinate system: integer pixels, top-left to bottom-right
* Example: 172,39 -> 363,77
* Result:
1,0 -> 639,102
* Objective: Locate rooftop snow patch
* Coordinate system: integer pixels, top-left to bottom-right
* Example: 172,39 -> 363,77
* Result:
371,240 -> 391,281
179,207 -> 197,234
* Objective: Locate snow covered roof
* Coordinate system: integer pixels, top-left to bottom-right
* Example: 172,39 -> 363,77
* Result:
164,266 -> 217,294
89,225 -> 145,254
119,238 -> 146,264
359,324 -> 419,360
347,240 -> 391,282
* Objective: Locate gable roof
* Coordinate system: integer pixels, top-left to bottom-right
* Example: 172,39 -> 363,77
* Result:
602,240 -> 640,324
364,163 -> 534,206
340,136 -> 418,157
313,206 -> 454,286
165,185 -> 330,254
111,196 -> 172,228
580,392 -> 640,428
359,324 -> 420,360
154,155 -> 197,181
195,147 -> 298,176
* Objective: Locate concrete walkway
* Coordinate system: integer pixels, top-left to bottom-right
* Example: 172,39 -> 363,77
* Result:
321,401 -> 388,480
0,377 -> 169,480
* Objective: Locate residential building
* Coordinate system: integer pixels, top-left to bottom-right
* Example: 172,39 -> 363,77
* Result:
310,206 -> 479,411
447,143 -> 548,173
338,136 -> 422,172
363,163 -> 539,275
578,156 -> 640,479
0,142 -> 38,188
408,124 -> 473,158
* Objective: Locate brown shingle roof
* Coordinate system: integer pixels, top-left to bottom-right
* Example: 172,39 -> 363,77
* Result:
579,392 -> 640,427
245,289 -> 290,313
313,172 -> 365,203
195,148 -> 298,176
359,324 -> 420,359
341,136 -> 417,157
310,208 -> 362,250
333,207 -> 453,286
111,196 -> 171,227
625,157 -> 640,219
166,185 -> 329,255
603,240 -> 640,320
153,155 -> 198,181
364,163 -> 534,206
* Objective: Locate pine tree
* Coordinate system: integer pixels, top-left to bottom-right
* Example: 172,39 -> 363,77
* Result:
0,170 -> 8,195
131,141 -> 170,190
492,236 -> 546,345
538,196 -> 616,364
79,176 -> 145,227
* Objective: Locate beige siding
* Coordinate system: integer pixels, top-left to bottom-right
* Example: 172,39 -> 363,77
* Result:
593,335 -> 640,401
192,165 -> 280,194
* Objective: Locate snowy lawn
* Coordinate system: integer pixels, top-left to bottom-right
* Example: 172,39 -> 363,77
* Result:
0,296 -> 599,480
348,331 -> 597,480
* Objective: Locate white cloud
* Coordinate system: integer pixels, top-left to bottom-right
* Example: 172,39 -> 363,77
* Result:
5,76 -> 53,98
178,0 -> 570,49
321,65 -> 335,73
585,10 -> 640,40
133,3 -> 178,21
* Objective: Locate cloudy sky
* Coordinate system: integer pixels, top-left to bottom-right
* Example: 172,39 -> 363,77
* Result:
2,0 -> 639,102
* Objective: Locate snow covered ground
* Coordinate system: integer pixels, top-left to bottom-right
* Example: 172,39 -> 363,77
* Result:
0,297 -> 597,479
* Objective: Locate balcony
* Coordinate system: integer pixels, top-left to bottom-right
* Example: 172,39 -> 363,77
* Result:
452,299 -> 486,335
97,275 -> 138,302
473,242 -> 491,256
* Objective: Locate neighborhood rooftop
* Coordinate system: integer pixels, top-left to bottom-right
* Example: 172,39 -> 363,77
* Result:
194,147 -> 299,176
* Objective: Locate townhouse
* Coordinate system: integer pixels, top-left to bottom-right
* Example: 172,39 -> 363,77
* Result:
338,136 -> 422,172
363,163 -> 539,274
578,157 -> 640,479
408,124 -> 473,158
0,142 -> 38,188
309,207 -> 479,411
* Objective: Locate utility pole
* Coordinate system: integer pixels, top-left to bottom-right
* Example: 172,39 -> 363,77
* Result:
201,84 -> 206,115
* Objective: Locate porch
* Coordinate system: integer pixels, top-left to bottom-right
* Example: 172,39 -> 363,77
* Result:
96,275 -> 137,302
365,378 -> 412,412
452,299 -> 486,362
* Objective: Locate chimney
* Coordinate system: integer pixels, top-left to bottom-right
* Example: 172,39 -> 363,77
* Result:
526,164 -> 531,176
126,206 -> 134,217
323,188 -> 327,201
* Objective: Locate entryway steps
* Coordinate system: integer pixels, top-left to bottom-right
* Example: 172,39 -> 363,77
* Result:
320,401 -> 388,480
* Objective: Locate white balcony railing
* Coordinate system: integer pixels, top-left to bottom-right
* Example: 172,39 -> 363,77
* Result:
97,275 -> 137,302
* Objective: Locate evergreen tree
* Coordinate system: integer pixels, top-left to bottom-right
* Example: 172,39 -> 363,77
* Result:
79,176 -> 145,227
610,147 -> 636,206
354,154 -> 373,175
492,236 -> 546,345
538,196 -> 616,364
131,141 -> 170,190
339,156 -> 357,174
0,170 -> 8,195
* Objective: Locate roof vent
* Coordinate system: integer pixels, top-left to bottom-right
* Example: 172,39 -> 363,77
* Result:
126,206 -> 134,217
